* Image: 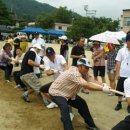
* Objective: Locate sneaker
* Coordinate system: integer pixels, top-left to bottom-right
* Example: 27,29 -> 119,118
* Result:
86,126 -> 100,130
127,106 -> 130,113
5,80 -> 10,83
14,84 -> 21,89
107,93 -> 114,96
42,98 -> 50,106
22,93 -> 30,102
69,112 -> 74,121
81,88 -> 89,94
115,103 -> 122,111
46,102 -> 58,109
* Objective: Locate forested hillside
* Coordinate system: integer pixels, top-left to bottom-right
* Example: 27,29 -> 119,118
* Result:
2,0 -> 57,21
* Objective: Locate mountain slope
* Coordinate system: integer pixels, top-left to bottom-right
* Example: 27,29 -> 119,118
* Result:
2,0 -> 57,22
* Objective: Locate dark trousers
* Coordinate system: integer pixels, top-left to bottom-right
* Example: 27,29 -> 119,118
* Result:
13,71 -> 26,88
0,64 -> 13,80
112,115 -> 130,130
51,95 -> 96,130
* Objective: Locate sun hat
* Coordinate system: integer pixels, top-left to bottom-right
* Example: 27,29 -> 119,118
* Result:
46,47 -> 55,56
59,35 -> 67,40
77,58 -> 92,68
33,44 -> 42,50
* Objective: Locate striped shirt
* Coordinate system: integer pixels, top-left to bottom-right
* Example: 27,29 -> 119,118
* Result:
107,50 -> 117,70
49,66 -> 88,100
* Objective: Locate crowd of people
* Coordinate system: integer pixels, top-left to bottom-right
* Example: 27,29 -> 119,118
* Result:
0,32 -> 130,130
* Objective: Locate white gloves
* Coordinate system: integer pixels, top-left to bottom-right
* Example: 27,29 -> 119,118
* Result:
11,57 -> 16,61
102,83 -> 111,93
39,64 -> 45,69
53,69 -> 59,74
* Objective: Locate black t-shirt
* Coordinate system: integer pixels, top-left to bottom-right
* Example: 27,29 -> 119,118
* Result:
20,50 -> 36,76
60,44 -> 68,56
71,45 -> 85,66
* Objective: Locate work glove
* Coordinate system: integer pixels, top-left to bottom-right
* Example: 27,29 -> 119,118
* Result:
102,83 -> 111,93
53,69 -> 59,74
39,64 -> 45,69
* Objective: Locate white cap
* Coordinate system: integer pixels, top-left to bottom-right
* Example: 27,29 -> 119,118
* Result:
59,35 -> 67,40
77,58 -> 92,68
33,44 -> 42,50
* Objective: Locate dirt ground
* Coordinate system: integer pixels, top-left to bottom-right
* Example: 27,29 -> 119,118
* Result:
0,42 -> 128,130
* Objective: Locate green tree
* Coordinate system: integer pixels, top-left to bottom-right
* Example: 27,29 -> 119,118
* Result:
55,7 -> 73,24
67,16 -> 119,40
0,0 -> 13,25
36,13 -> 55,29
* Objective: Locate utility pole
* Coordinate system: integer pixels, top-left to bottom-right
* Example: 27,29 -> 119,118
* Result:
84,5 -> 96,17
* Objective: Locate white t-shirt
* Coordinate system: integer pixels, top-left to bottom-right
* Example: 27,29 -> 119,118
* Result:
31,37 -> 45,57
116,47 -> 130,77
124,77 -> 130,98
30,48 -> 41,74
43,55 -> 66,79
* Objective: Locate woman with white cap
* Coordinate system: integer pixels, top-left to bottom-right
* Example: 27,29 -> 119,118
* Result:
59,35 -> 69,63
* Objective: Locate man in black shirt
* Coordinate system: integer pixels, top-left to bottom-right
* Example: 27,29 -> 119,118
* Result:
20,44 -> 43,102
70,37 -> 86,66
70,37 -> 89,94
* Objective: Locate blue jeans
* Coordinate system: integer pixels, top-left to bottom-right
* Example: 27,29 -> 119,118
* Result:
51,95 -> 96,130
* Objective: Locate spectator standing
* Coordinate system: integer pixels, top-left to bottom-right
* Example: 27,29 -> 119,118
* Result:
92,41 -> 106,83
70,37 -> 89,94
19,35 -> 28,53
106,43 -> 117,96
59,35 -> 69,63
115,34 -> 130,111
70,37 -> 86,66
31,32 -> 46,58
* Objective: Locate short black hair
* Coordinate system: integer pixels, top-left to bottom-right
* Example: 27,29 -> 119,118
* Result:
3,43 -> 11,50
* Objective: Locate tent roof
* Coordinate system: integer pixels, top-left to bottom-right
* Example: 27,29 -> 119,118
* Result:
47,30 -> 65,35
20,27 -> 47,34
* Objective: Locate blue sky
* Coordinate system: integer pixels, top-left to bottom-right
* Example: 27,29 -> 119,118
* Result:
36,0 -> 130,20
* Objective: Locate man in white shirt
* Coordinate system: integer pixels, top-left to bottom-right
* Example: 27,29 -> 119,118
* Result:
115,34 -> 130,111
40,47 -> 68,107
31,32 -> 46,57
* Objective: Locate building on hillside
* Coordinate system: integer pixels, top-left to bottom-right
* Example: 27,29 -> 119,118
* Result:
54,23 -> 72,31
121,9 -> 130,33
28,22 -> 35,26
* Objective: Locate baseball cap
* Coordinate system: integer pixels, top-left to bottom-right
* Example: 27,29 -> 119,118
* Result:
33,44 -> 42,50
77,58 -> 92,68
126,34 -> 130,42
34,32 -> 39,35
59,35 -> 67,40
46,47 -> 55,56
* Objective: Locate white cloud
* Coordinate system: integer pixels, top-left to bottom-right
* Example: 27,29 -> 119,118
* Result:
36,0 -> 130,19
